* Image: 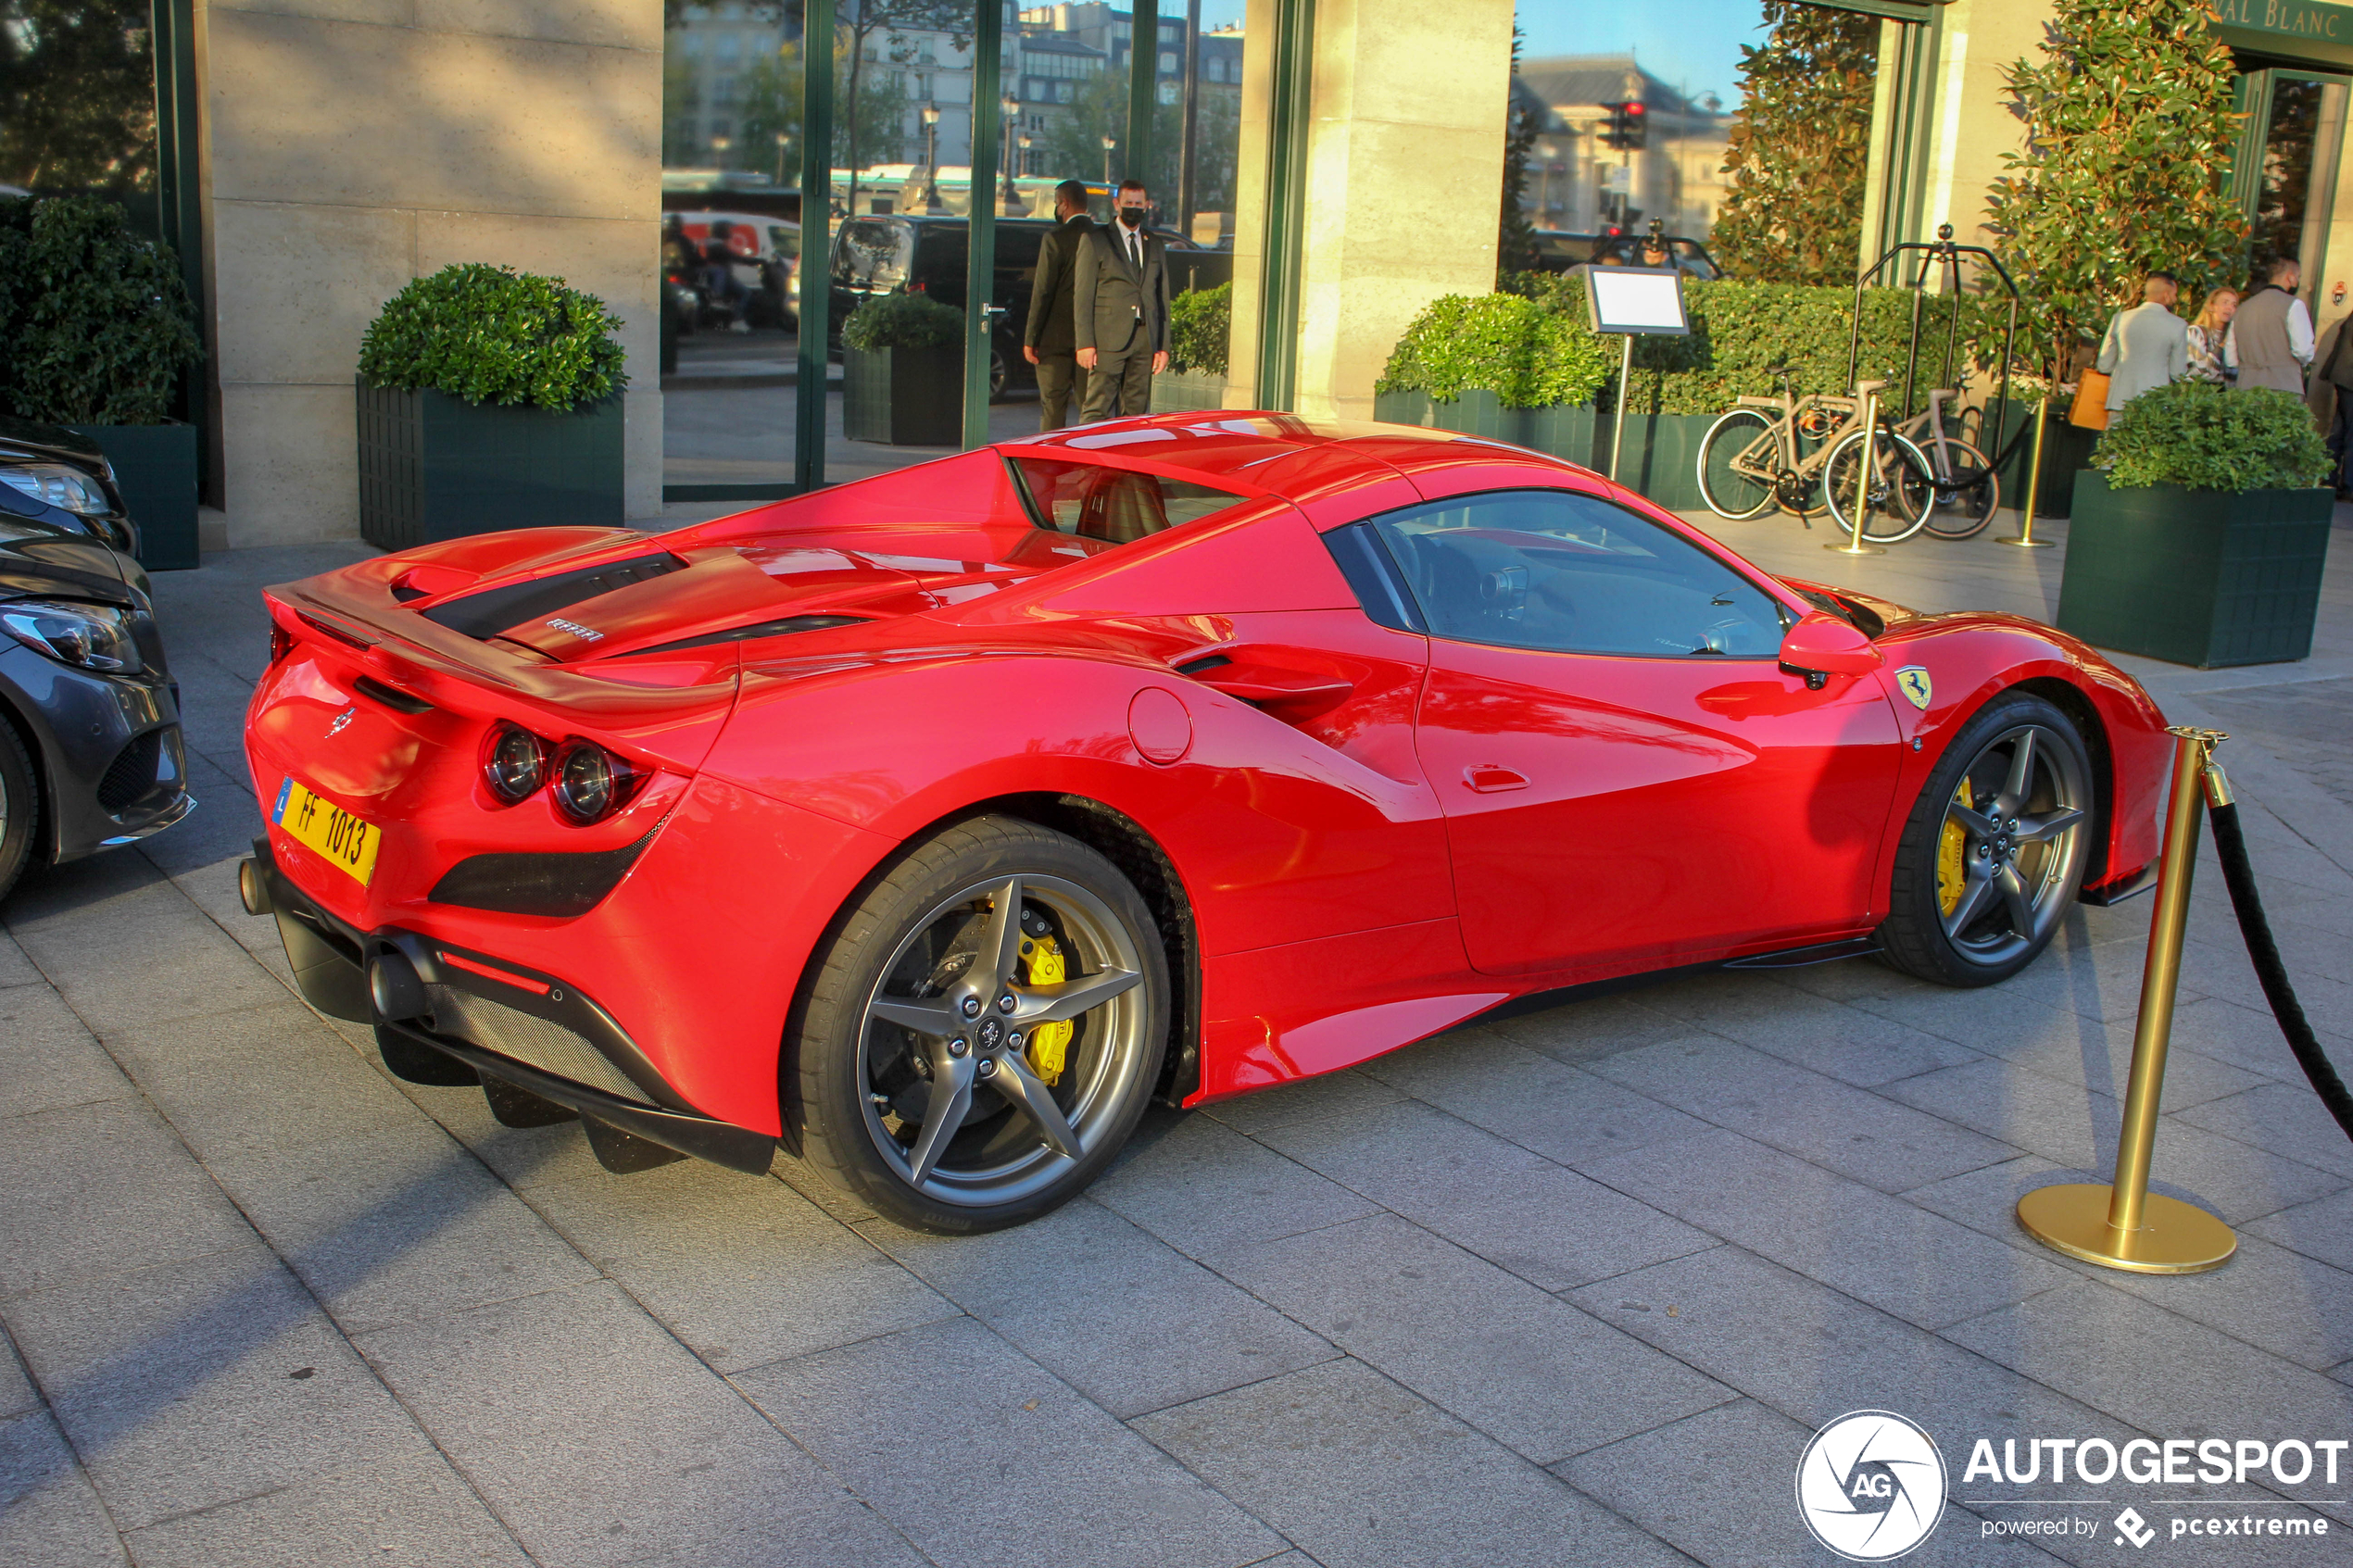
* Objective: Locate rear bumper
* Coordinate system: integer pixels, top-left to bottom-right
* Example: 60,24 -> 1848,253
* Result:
245,839 -> 774,1175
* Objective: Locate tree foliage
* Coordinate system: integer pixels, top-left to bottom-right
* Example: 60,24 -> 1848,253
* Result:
1710,2 -> 1878,286
0,0 -> 155,195
1984,0 -> 2246,379
840,288 -> 961,350
1497,27 -> 1541,278
0,195 -> 199,424
359,264 -> 627,413
1376,294 -> 1614,410
1168,281 -> 1230,376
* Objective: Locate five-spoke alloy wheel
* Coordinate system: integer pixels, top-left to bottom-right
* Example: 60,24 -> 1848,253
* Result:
1879,693 -> 2094,985
793,816 -> 1169,1233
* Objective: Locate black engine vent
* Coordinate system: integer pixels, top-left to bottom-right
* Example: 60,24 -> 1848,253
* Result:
96,729 -> 163,812
422,553 -> 685,640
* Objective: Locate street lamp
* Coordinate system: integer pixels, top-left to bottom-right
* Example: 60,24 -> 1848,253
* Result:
773,130 -> 789,186
1000,92 -> 1025,213
1017,130 -> 1032,182
920,102 -> 944,213
711,133 -> 733,173
1101,133 -> 1116,188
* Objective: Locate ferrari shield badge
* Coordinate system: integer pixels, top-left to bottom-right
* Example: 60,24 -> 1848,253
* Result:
1894,667 -> 1932,710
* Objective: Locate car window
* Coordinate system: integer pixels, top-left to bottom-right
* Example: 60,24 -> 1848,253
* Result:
1363,489 -> 1788,658
835,219 -> 912,289
1008,457 -> 1248,546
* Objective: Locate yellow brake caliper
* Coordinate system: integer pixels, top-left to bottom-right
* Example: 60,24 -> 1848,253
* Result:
1021,934 -> 1075,1085
1937,777 -> 1974,917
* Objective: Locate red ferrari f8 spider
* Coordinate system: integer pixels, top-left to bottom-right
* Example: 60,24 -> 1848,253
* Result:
241,414 -> 2170,1231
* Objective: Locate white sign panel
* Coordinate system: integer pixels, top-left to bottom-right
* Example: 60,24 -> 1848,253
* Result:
1585,269 -> 1690,336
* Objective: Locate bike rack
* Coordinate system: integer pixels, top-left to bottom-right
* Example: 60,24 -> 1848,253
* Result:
1841,225 -> 2024,482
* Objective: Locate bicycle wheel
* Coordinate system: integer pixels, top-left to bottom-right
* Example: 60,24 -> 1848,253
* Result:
1919,436 -> 2001,540
1696,408 -> 1779,521
1821,428 -> 1931,544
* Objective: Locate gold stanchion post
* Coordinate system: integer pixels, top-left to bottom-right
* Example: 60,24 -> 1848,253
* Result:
1826,383 -> 1887,556
2017,727 -> 2237,1273
1998,391 -> 2056,548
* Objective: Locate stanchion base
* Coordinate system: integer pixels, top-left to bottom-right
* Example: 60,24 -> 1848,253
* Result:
2017,1184 -> 2235,1273
1823,541 -> 1887,555
1994,534 -> 2056,548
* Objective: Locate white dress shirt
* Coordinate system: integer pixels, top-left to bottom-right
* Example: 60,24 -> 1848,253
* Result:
2224,295 -> 2316,370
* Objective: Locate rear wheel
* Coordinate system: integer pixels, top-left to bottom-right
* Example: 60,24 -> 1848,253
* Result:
792,816 -> 1168,1233
1696,408 -> 1778,521
1822,427 -> 1931,543
0,717 -> 39,906
1919,435 -> 2001,540
1878,693 -> 2094,986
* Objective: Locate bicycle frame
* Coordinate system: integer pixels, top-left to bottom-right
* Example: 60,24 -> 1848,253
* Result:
1842,227 -> 2023,478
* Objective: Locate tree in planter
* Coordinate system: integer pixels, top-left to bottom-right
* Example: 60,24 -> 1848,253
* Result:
1710,2 -> 1879,286
2094,381 -> 2328,492
840,290 -> 962,352
0,194 -> 199,422
1168,282 -> 1230,377
1983,0 -> 2245,383
359,264 -> 626,410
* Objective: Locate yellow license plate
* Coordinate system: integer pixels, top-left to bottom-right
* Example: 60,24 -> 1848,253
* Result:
272,777 -> 382,885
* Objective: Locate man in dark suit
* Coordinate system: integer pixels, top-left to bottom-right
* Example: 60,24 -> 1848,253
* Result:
1074,179 -> 1169,421
1023,180 -> 1094,432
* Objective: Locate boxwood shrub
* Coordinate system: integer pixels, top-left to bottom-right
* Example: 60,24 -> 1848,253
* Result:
359,263 -> 626,412
2094,381 -> 2329,492
841,291 -> 963,352
1169,282 -> 1230,376
0,195 -> 203,425
1377,292 -> 1615,410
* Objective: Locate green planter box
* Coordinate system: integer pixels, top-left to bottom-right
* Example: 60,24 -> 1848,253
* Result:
2057,471 -> 2334,668
67,421 -> 199,571
1992,401 -> 2101,519
1605,410 -> 1716,513
356,379 -> 623,551
843,345 -> 962,445
1372,388 -> 1606,470
1151,370 -> 1227,414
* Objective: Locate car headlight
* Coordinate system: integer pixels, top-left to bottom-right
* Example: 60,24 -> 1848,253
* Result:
0,599 -> 144,674
0,464 -> 112,517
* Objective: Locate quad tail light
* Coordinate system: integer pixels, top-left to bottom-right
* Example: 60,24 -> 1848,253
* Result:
483,722 -> 644,823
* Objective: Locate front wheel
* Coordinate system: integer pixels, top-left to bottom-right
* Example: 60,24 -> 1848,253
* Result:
1877,694 -> 2095,986
1696,408 -> 1779,521
1821,427 -> 1931,543
792,816 -> 1169,1233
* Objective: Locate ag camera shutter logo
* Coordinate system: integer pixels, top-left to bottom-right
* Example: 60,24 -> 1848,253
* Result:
1796,1411 -> 1948,1561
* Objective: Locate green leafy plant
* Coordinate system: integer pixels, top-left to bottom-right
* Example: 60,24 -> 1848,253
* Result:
0,194 -> 201,424
1496,26 -> 1541,278
1711,2 -> 1880,286
1168,282 -> 1230,377
2094,381 -> 2329,492
1377,292 -> 1613,410
840,290 -> 963,352
359,263 -> 625,412
1983,0 -> 2246,382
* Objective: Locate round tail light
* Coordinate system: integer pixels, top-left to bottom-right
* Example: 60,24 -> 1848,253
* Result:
551,740 -> 637,823
484,724 -> 546,803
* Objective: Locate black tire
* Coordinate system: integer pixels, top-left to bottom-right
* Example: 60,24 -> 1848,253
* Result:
988,347 -> 1010,403
791,815 -> 1169,1233
0,715 -> 41,906
1696,408 -> 1778,521
1919,436 -> 2001,540
1821,428 -> 1931,543
1878,693 -> 2095,986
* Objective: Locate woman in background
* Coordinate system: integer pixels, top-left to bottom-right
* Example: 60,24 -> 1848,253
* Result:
2186,286 -> 2238,383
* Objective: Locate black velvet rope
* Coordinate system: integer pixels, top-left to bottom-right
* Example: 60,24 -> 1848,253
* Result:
2207,801 -> 2353,1144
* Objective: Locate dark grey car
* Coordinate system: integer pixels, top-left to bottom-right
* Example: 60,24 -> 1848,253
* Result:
0,417 -> 194,901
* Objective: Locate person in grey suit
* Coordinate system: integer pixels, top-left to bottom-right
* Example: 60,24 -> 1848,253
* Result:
2095,272 -> 2188,411
1074,179 -> 1170,421
1023,180 -> 1094,432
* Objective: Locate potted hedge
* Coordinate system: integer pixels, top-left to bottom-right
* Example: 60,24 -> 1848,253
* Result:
2057,382 -> 2333,667
841,293 -> 963,445
1373,292 -> 1614,468
0,196 -> 205,569
356,263 -> 627,549
1152,282 -> 1230,414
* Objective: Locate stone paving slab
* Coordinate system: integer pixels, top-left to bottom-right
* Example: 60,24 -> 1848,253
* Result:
0,1410 -> 126,1568
118,1450 -> 533,1568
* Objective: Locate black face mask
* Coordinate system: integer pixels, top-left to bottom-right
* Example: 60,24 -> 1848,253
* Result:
1118,207 -> 1145,229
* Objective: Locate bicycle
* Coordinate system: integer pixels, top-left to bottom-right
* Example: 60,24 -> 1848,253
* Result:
1889,388 -> 2001,540
1698,372 -> 1932,543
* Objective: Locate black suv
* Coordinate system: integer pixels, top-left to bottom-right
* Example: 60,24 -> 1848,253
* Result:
0,417 -> 193,901
829,216 -> 1233,399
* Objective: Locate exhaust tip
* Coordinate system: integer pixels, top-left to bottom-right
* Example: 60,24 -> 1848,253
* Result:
236,858 -> 271,917
369,951 -> 429,1022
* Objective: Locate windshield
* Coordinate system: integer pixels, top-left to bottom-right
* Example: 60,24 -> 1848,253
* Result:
1008,457 -> 1248,546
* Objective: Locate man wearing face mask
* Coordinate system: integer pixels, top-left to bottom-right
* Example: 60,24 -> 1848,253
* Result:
1073,179 -> 1170,420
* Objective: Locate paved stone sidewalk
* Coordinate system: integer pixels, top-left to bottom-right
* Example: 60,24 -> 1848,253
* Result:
2,508 -> 2350,1567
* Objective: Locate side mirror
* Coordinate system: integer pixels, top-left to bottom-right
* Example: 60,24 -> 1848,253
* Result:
1778,610 -> 1882,690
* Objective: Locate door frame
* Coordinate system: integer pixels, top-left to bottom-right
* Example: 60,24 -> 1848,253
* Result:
2233,65 -> 2352,311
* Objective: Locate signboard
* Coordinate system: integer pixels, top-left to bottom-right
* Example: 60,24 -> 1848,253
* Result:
1584,267 -> 1690,336
2212,0 -> 2353,67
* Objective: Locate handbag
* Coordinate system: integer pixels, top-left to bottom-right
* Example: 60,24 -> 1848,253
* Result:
2070,370 -> 2111,431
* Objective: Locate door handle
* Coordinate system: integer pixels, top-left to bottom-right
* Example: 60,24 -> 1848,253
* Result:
1464,764 -> 1528,793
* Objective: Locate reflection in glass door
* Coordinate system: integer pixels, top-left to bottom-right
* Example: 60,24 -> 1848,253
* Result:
2238,69 -> 2348,302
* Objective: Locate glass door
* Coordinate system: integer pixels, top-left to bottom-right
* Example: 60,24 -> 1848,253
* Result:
2236,68 -> 2350,307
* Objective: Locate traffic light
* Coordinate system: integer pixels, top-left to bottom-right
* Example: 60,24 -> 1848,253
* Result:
1601,99 -> 1648,150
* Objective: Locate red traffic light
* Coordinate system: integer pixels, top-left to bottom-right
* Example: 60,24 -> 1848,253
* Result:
1623,101 -> 1644,115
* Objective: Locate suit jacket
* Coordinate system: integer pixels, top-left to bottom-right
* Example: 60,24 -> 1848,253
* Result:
2095,301 -> 2187,410
1025,213 -> 1093,356
1073,221 -> 1170,357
